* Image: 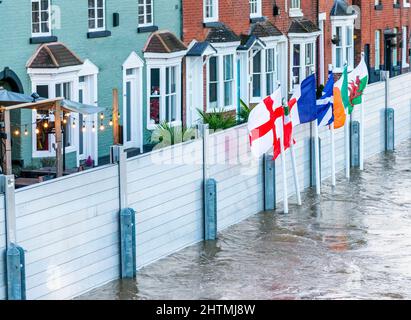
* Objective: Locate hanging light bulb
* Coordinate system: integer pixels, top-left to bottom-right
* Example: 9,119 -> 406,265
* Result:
72,120 -> 76,128
24,125 -> 28,136
35,128 -> 40,135
100,112 -> 104,120
92,121 -> 96,132
109,118 -> 113,126
63,118 -> 67,124
43,121 -> 49,129
117,112 -> 120,119
14,128 -> 20,136
82,122 -> 86,133
99,122 -> 105,131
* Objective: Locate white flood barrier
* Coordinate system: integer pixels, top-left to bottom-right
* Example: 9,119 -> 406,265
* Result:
0,73 -> 411,299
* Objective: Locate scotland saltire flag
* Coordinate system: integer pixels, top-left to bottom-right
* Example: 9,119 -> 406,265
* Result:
317,71 -> 334,127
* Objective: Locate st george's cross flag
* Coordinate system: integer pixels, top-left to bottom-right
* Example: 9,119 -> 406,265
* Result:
317,71 -> 334,127
248,87 -> 291,159
289,74 -> 317,126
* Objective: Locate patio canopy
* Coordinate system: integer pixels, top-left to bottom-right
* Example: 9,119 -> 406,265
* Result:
0,89 -> 105,178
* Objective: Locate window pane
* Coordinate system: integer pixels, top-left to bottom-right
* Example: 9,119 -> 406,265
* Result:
126,81 -> 132,141
224,81 -> 232,106
151,68 -> 160,95
150,98 -> 160,124
336,48 -> 342,68
209,56 -> 218,81
224,55 -> 233,80
293,44 -> 300,66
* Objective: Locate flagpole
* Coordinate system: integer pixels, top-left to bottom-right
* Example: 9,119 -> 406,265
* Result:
280,126 -> 289,214
329,64 -> 336,187
344,61 -> 350,179
314,118 -> 321,194
286,95 -> 301,205
359,52 -> 365,171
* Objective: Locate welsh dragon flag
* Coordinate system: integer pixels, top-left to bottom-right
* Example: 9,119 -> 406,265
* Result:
333,56 -> 369,129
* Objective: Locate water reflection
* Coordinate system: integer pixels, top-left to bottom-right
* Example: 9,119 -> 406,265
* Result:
78,140 -> 411,300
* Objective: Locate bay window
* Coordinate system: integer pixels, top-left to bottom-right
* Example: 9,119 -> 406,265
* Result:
31,0 -> 51,37
332,19 -> 355,72
138,0 -> 153,27
207,53 -> 236,111
204,0 -> 218,23
147,63 -> 182,129
88,0 -> 105,32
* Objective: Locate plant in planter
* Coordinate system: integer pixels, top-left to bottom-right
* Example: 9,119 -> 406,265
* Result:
151,122 -> 197,147
197,108 -> 236,131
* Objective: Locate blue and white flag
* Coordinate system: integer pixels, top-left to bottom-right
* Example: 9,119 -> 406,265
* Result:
317,71 -> 334,127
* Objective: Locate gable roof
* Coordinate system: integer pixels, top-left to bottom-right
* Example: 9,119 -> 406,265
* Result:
27,43 -> 83,69
331,0 -> 356,16
288,18 -> 320,34
250,20 -> 283,38
205,24 -> 241,43
143,30 -> 187,54
186,41 -> 217,56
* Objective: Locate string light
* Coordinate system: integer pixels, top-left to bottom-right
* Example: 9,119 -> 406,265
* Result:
63,117 -> 67,124
82,122 -> 86,133
117,112 -> 120,119
72,120 -> 76,129
99,123 -> 105,131
14,129 -> 20,136
43,121 -> 49,129
100,113 -> 104,120
92,121 -> 96,132
35,128 -> 40,135
24,125 -> 28,136
109,118 -> 113,126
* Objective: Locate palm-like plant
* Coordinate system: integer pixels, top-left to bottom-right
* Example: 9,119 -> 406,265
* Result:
197,108 -> 236,131
151,121 -> 197,146
238,99 -> 251,124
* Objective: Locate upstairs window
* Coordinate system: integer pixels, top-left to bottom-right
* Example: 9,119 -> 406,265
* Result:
204,0 -> 218,23
31,0 -> 51,36
375,30 -> 381,70
332,22 -> 354,72
88,0 -> 105,31
249,0 -> 262,18
290,41 -> 316,89
290,0 -> 301,9
138,0 -> 153,27
402,26 -> 409,67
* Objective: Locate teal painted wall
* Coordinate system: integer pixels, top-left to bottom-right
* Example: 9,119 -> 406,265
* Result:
0,0 -> 182,167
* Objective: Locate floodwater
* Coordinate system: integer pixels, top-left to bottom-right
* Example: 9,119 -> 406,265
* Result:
78,140 -> 411,300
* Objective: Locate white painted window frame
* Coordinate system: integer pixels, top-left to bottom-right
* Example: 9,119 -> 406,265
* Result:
138,0 -> 154,27
203,0 -> 219,23
331,16 -> 356,73
404,0 -> 410,8
289,35 -> 318,91
375,30 -> 381,70
249,0 -> 262,19
289,0 -> 303,17
402,26 -> 409,68
88,0 -> 106,32
206,43 -> 238,112
31,0 -> 51,37
145,53 -> 185,130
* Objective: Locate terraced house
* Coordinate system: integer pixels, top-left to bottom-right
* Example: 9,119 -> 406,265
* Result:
182,0 -> 324,127
0,0 -> 184,172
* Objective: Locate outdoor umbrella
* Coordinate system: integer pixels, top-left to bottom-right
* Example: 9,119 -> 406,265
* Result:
0,88 -> 39,106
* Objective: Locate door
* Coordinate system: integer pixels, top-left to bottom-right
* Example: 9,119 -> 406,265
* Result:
123,68 -> 139,149
78,75 -> 97,164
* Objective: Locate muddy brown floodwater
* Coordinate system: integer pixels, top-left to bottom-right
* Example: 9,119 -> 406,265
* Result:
78,140 -> 411,300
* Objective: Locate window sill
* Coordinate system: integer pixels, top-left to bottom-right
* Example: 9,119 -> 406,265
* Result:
87,30 -> 112,39
250,17 -> 266,23
374,4 -> 383,10
404,4 -> 411,8
289,8 -> 303,18
137,25 -> 159,33
203,21 -> 223,28
29,35 -> 58,44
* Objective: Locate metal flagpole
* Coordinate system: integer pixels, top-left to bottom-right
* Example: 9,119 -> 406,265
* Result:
329,64 -> 336,187
314,118 -> 321,194
280,123 -> 288,214
344,61 -> 350,179
285,95 -> 302,206
359,52 -> 365,171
